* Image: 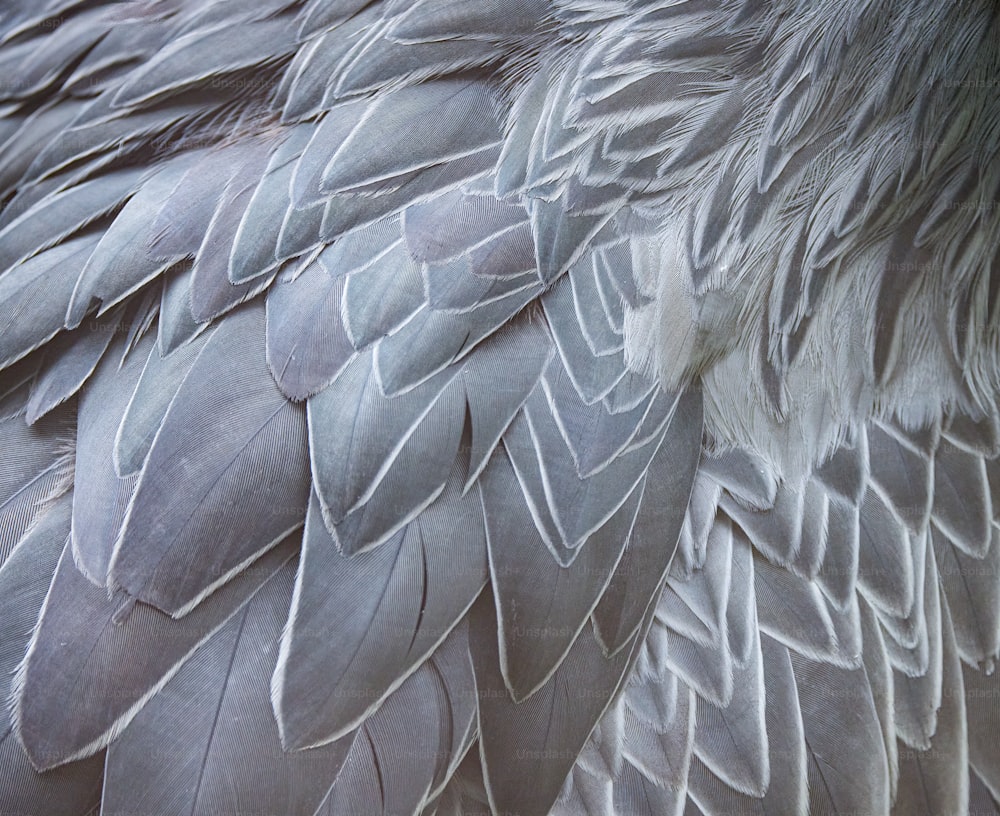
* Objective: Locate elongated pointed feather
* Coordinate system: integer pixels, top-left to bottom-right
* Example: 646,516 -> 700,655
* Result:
891,593 -> 968,816
71,329 -> 153,582
15,531 -> 298,770
867,421 -> 931,533
593,388 -> 703,653
0,235 -> 100,370
891,539 -> 943,751
307,348 -> 461,541
229,125 -> 312,285
791,654 -> 890,815
658,519 -> 734,651
375,281 -> 543,395
113,326 -> 214,477
265,260 -> 355,401
542,276 -> 634,404
318,148 -> 500,240
513,386 -> 669,551
856,486 -> 914,619
459,317 -> 554,488
342,241 -> 425,349
67,157 -> 193,326
274,475 -> 486,750
753,553 -> 840,663
0,167 -> 143,317
471,588 -> 643,816
0,497 -> 105,815
319,79 -> 503,195
329,382 -> 466,552
102,558 -> 350,816
110,303 -> 309,615
933,437 -> 992,557
0,415 -> 72,567
25,307 -> 124,425
188,145 -> 276,323
112,19 -> 298,108
315,621 -> 478,816
391,0 -> 549,42
403,188 -> 528,266
481,447 -> 640,700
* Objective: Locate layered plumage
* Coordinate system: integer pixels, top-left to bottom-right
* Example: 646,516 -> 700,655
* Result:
0,1 -> 999,814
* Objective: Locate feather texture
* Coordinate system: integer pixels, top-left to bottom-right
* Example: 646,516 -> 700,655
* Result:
1,2 -> 1000,814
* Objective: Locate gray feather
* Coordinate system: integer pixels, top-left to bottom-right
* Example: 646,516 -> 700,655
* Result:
274,474 -> 486,749
543,355 -> 676,479
307,349 -> 462,550
508,385 -> 668,552
319,79 -> 503,196
70,329 -> 152,582
542,276 -> 634,404
481,446 -> 640,699
868,421 -> 932,533
594,388 -> 703,653
0,495 -> 105,815
15,531 -> 298,770
0,167 -> 144,302
112,18 -> 298,108
102,558 -> 349,816
791,654 -> 890,816
318,149 -> 500,240
265,260 -> 355,401
0,404 -> 73,566
109,303 -> 309,615
461,316 -> 554,487
856,487 -> 915,619
188,144 -> 275,323
403,188 -> 528,266
113,327 -> 214,477
933,437 -> 992,557
342,241 -> 425,349
0,235 -> 99,370
67,157 -> 193,328
692,621 -> 767,797
315,621 -> 478,816
891,540 -> 943,751
229,125 -> 312,285
471,588 -> 642,816
891,593 -> 969,816
25,307 -> 124,425
156,262 -> 208,356
375,279 -> 543,395
816,494 -> 860,609
933,522 -> 1000,664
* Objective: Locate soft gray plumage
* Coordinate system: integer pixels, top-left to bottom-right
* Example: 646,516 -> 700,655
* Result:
0,1 -> 999,815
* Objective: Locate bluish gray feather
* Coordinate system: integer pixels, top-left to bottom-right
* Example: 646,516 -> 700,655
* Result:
0,495 -> 105,815
480,447 -> 640,700
319,79 -> 503,196
0,235 -> 98,370
71,328 -> 153,582
265,260 -> 355,401
25,307 -> 124,425
66,156 -> 193,328
102,558 -> 350,816
112,18 -> 298,108
15,532 -> 298,770
275,482 -> 485,750
229,125 -> 313,285
307,348 -> 461,546
592,389 -> 703,653
110,303 -> 309,615
113,327 -> 215,477
0,167 -> 144,294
